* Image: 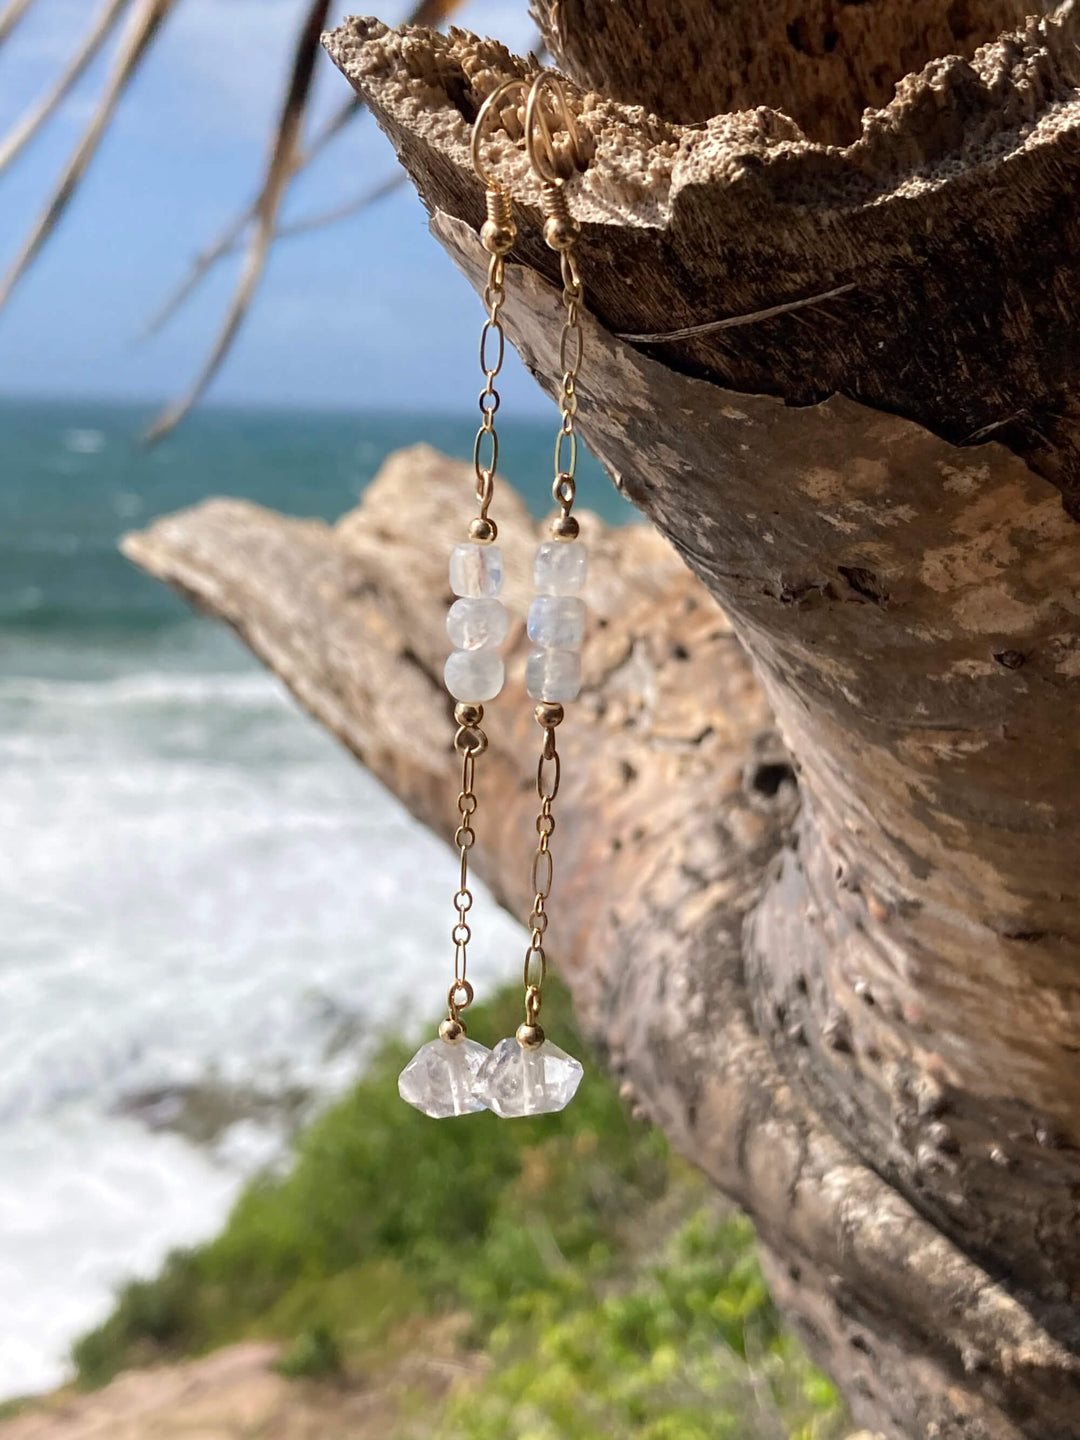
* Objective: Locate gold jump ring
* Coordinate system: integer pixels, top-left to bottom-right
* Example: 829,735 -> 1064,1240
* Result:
525,70 -> 582,185
471,78 -> 529,189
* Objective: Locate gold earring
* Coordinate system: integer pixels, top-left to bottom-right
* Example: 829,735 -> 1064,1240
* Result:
473,71 -> 587,1119
397,79 -> 527,1119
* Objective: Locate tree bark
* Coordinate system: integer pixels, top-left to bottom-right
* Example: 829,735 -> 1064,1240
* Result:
125,5 -> 1080,1436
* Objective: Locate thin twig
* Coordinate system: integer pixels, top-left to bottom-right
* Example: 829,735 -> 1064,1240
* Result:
139,211 -> 251,341
0,0 -> 134,180
140,0 -> 462,354
278,172 -> 406,236
0,0 -> 35,48
143,0 -> 334,444
138,173 -> 404,344
138,95 -> 365,341
0,0 -> 176,313
616,282 -> 855,343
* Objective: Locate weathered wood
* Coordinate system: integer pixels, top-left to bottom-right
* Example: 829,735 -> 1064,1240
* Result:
530,0 -> 1050,144
327,7 -> 1080,513
124,447 -> 1079,1440
124,5 -> 1080,1435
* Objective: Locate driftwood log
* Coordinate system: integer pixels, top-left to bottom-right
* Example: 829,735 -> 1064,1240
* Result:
124,4 -> 1080,1436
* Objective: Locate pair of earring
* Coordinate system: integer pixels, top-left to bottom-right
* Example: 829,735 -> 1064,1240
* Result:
398,72 -> 588,1121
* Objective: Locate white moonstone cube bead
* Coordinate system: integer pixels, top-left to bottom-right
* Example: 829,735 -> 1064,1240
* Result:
534,540 -> 586,596
398,1036 -> 491,1118
445,648 -> 504,701
450,542 -> 503,597
526,647 -> 581,702
476,1036 -> 583,1117
527,595 -> 585,650
447,597 -> 508,651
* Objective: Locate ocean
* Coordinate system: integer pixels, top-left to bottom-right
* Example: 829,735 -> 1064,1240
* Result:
0,397 -> 633,1399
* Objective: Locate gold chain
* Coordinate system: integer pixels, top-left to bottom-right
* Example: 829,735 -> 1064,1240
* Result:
518,85 -> 585,1036
448,720 -> 486,1021
441,175 -> 516,1029
552,241 -> 583,521
474,248 -> 507,523
522,721 -> 560,1026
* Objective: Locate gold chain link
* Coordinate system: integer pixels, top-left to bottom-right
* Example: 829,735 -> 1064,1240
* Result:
522,724 -> 561,1024
473,250 -> 507,521
448,730 -> 485,1020
552,247 -> 583,519
514,73 -> 586,1042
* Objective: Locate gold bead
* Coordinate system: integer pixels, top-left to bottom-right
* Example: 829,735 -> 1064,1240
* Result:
551,514 -> 579,541
543,214 -> 579,251
455,702 -> 484,727
534,702 -> 564,728
440,1016 -> 467,1044
481,219 -> 517,255
469,515 -> 498,543
516,1022 -> 546,1049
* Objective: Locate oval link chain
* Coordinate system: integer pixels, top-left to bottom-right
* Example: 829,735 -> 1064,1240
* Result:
522,725 -> 560,1023
447,228 -> 510,1023
448,739 -> 481,1020
522,133 -> 585,1030
474,251 -> 507,521
552,249 -> 583,520
434,82 -> 526,1045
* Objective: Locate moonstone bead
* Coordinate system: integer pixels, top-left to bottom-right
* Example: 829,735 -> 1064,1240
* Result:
450,542 -> 503,598
526,647 -> 581,702
445,649 -> 504,701
398,1036 -> 491,1118
527,595 -> 586,650
447,597 -> 508,651
534,540 -> 586,596
476,1036 -> 583,1117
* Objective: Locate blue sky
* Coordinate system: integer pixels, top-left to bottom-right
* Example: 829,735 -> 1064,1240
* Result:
0,0 -> 545,413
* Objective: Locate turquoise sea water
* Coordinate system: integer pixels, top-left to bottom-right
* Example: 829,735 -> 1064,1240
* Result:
0,398 -> 630,638
0,398 -> 631,1398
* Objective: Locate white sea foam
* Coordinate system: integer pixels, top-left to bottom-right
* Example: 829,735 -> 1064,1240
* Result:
0,627 -> 523,1398
62,430 -> 105,455
0,671 -> 281,708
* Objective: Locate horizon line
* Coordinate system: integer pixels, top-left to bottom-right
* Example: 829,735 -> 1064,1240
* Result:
0,391 -> 555,423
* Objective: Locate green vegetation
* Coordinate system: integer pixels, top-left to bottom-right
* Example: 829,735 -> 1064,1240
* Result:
72,983 -> 844,1439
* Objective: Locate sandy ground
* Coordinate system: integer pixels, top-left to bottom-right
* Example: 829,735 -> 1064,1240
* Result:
0,1343 -> 882,1440
0,1335 -> 484,1440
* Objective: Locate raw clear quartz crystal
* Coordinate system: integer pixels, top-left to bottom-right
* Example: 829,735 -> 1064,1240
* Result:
447,596 -> 509,650
527,595 -> 586,649
476,1036 -> 583,1117
450,543 -> 504,598
534,540 -> 586,596
398,1036 -> 491,1118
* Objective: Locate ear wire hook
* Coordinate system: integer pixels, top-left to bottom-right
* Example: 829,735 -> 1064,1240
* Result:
470,78 -> 529,190
525,70 -> 583,184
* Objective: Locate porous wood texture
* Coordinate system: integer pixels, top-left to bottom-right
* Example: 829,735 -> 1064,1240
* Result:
124,448 -> 1079,1440
531,0 -> 1048,143
127,4 -> 1080,1435
328,5 -> 1080,516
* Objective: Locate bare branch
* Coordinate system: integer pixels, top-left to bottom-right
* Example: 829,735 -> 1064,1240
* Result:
304,93 -> 361,156
142,0 -> 334,443
0,0 -> 35,49
616,283 -> 856,343
139,214 -> 251,342
0,0 -> 133,180
138,93 -> 372,341
141,0 -> 468,437
276,171 -> 405,236
0,0 -> 177,313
